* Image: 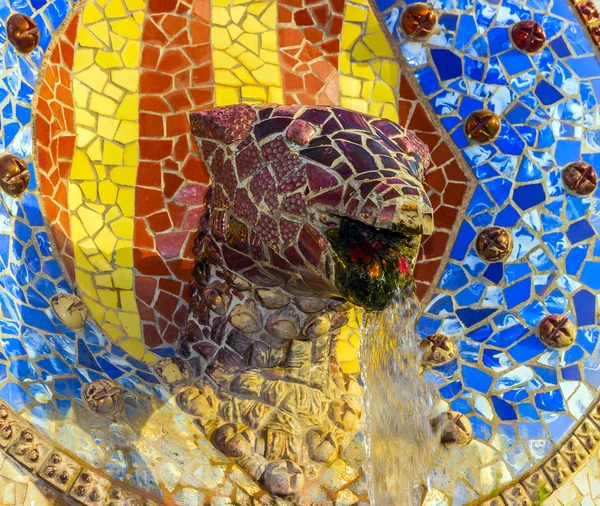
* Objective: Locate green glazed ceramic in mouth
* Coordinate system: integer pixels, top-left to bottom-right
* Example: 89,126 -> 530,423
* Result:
327,217 -> 421,311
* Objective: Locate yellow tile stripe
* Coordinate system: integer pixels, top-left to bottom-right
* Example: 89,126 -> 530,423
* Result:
207,0 -> 361,373
336,0 -> 400,373
339,0 -> 400,122
211,0 -> 283,106
70,0 -> 147,360
336,308 -> 363,375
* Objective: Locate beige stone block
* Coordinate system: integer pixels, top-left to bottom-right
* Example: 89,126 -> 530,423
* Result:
0,459 -> 29,484
22,483 -> 51,506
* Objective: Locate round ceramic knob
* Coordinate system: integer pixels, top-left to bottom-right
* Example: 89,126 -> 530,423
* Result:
465,110 -> 501,143
266,307 -> 300,340
0,154 -> 30,197
154,357 -> 190,387
51,294 -> 86,330
562,161 -> 598,196
539,315 -> 575,348
306,429 -> 338,464
262,459 -> 304,496
6,13 -> 40,54
211,423 -> 255,458
420,334 -> 457,368
328,400 -> 359,431
511,19 -> 546,53
82,380 -> 124,417
401,3 -> 437,39
255,288 -> 291,309
176,385 -> 218,418
432,411 -> 472,446
229,301 -> 263,333
476,227 -> 512,262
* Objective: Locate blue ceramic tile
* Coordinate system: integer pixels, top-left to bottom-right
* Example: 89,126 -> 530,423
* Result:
508,335 -> 546,362
53,377 -> 81,399
544,413 -> 575,442
492,396 -> 517,420
462,365 -> 493,393
549,35 -> 570,57
375,0 -> 396,10
77,340 -> 102,372
21,306 -> 56,332
504,278 -> 532,309
440,380 -> 463,399
483,263 -> 503,283
432,49 -> 463,80
566,219 -> 595,244
513,183 -> 546,210
535,389 -> 566,411
0,382 -> 33,411
37,357 -> 71,375
9,360 -> 39,381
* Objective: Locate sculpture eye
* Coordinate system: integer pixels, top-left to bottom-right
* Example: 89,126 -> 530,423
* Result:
318,213 -> 338,228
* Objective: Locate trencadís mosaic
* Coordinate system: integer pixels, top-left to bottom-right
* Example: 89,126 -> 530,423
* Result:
0,0 -> 600,503
372,0 -> 600,502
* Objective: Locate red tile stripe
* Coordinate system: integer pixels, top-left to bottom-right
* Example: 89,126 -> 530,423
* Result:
278,0 -> 345,105
135,0 -> 213,348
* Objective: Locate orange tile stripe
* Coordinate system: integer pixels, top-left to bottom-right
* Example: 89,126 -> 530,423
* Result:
35,13 -> 80,284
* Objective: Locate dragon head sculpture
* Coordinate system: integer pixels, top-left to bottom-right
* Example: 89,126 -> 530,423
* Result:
158,105 -> 434,497
189,104 -> 433,311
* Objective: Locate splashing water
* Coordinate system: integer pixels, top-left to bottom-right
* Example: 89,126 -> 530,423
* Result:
359,290 -> 438,505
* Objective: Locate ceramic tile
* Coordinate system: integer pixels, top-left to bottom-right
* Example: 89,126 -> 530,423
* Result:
370,0 -> 600,501
6,0 -> 600,502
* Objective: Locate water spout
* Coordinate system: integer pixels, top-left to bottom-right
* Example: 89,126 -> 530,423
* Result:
360,290 -> 437,505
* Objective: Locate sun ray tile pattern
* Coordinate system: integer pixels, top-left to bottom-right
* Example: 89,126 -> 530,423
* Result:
8,0 -> 600,502
0,0 -> 435,502
69,0 -> 147,359
33,0 -> 468,367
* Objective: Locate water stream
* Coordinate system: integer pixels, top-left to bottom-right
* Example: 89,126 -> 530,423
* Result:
359,290 -> 438,505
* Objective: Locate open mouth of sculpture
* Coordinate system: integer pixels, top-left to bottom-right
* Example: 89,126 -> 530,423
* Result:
327,217 -> 421,311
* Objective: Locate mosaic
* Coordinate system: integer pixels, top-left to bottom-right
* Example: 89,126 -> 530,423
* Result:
0,0 -> 598,503
167,102 -> 431,496
370,0 -> 600,502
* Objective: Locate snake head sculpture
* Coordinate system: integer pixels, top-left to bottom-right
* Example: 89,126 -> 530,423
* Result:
190,104 -> 433,311
160,104 -> 435,497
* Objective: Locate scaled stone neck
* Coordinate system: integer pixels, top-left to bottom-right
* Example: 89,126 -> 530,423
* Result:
180,255 -> 353,388
154,103 -> 436,497
161,253 -> 364,496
